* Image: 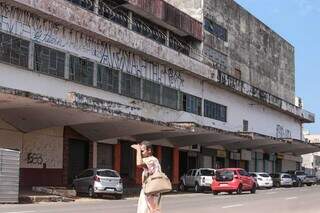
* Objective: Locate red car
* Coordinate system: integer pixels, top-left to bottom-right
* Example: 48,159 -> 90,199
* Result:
211,168 -> 256,195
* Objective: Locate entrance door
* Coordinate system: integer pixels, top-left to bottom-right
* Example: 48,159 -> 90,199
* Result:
179,151 -> 188,177
68,139 -> 89,185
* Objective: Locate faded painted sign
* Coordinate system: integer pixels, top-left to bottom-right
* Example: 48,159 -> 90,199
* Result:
0,2 -> 184,89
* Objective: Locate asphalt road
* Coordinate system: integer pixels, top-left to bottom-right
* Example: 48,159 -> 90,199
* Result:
1,185 -> 320,213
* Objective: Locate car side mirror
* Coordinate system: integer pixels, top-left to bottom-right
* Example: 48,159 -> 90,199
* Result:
234,175 -> 239,179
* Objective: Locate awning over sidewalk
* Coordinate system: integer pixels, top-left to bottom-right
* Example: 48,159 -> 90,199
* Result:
0,86 -> 319,155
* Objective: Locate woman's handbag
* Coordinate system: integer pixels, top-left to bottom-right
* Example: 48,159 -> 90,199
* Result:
143,171 -> 172,195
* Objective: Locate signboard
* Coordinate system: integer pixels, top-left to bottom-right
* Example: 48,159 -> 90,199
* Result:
216,150 -> 227,158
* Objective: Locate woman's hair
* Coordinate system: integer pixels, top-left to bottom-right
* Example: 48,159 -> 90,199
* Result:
140,140 -> 153,152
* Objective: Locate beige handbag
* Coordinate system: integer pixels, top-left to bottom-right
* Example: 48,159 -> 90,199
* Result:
143,171 -> 172,195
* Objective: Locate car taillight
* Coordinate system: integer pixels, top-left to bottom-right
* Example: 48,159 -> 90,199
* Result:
94,175 -> 100,182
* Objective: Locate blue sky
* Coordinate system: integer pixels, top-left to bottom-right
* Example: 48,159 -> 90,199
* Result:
235,0 -> 320,134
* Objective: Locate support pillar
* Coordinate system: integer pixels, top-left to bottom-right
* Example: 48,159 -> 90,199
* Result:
113,143 -> 121,172
156,146 -> 162,163
172,147 -> 180,185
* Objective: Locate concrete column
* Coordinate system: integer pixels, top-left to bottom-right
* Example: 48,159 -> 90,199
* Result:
28,41 -> 34,70
93,62 -> 98,87
172,147 -> 180,185
94,0 -> 99,14
93,142 -> 97,168
64,54 -> 70,80
165,30 -> 170,47
113,143 -> 121,172
128,11 -> 133,30
135,165 -> 143,185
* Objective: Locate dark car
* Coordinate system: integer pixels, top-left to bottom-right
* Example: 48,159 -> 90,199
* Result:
290,174 -> 303,187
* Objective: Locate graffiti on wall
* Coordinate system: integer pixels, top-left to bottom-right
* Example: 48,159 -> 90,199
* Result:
276,124 -> 291,139
27,152 -> 44,165
0,3 -> 184,89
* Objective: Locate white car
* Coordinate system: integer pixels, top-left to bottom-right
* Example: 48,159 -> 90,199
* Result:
179,168 -> 216,192
250,172 -> 273,189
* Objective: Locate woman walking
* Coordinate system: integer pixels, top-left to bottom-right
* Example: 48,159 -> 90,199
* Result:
131,141 -> 162,213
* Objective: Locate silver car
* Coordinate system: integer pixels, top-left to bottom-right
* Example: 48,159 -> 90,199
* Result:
73,168 -> 123,199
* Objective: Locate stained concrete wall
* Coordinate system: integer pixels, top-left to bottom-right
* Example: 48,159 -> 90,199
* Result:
0,119 -> 63,169
202,0 -> 295,104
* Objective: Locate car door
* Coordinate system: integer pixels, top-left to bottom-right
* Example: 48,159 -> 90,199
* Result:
185,170 -> 192,186
76,170 -> 88,193
239,169 -> 250,189
190,170 -> 197,187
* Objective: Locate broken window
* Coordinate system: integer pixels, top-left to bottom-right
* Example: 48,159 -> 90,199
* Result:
97,64 -> 119,93
204,100 -> 227,122
69,55 -> 94,86
0,32 -> 29,68
169,33 -> 190,55
204,18 -> 228,42
162,86 -> 179,109
121,72 -> 141,99
181,93 -> 202,116
34,44 -> 65,78
143,79 -> 161,105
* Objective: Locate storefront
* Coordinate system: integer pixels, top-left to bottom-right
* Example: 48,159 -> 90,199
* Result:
215,150 -> 227,169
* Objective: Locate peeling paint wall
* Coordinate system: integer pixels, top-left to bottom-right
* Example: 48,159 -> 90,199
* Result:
202,0 -> 295,104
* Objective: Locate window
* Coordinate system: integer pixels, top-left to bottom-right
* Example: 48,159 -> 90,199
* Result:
181,93 -> 202,115
239,170 -> 249,177
97,64 -> 119,93
216,170 -> 234,181
199,169 -> 215,176
69,55 -> 94,86
143,79 -> 160,104
204,18 -> 228,42
186,170 -> 193,176
243,120 -> 248,132
0,32 -> 29,68
97,170 -> 119,177
34,44 -> 65,78
66,0 -> 95,11
191,170 -> 196,176
204,100 -> 227,122
162,86 -> 179,109
121,72 -> 141,99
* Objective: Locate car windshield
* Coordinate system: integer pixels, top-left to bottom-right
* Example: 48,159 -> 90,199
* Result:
97,170 -> 119,177
282,175 -> 291,179
199,169 -> 215,176
216,170 -> 234,181
258,173 -> 270,178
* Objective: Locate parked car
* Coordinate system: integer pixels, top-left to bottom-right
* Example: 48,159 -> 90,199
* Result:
211,168 -> 256,195
73,168 -> 123,199
249,172 -> 273,189
179,168 -> 216,192
270,173 -> 293,187
290,174 -> 303,187
287,170 -> 307,183
304,175 -> 317,186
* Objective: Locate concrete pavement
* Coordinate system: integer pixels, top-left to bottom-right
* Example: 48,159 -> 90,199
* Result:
1,185 -> 320,213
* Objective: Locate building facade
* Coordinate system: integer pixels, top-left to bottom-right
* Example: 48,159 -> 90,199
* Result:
0,0 -> 317,187
302,134 -> 320,175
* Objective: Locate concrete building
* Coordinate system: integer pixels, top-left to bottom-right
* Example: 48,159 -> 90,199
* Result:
0,0 -> 317,188
302,134 -> 320,175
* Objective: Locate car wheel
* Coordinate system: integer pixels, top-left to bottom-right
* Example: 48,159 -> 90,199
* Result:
236,185 -> 242,195
88,186 -> 95,198
228,191 -> 233,195
275,182 -> 281,188
250,184 -> 256,194
179,182 -> 186,192
213,191 -> 218,195
307,183 -> 312,186
195,183 -> 201,193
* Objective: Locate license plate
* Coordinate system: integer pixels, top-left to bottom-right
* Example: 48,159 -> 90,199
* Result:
220,184 -> 228,186
106,188 -> 114,192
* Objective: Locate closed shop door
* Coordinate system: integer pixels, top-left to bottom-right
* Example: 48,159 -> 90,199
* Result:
202,155 -> 212,168
97,143 -> 113,169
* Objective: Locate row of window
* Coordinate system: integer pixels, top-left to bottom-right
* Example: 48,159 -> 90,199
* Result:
66,0 -> 191,55
0,31 -> 228,122
204,18 -> 228,42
